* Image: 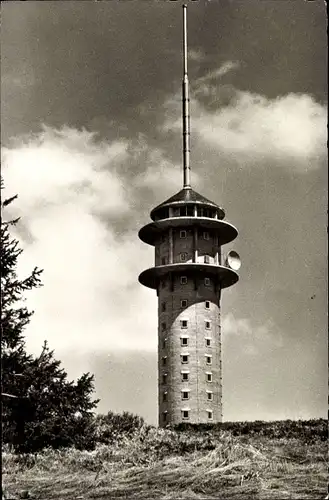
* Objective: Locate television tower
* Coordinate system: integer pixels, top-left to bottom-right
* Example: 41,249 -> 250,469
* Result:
138,5 -> 240,426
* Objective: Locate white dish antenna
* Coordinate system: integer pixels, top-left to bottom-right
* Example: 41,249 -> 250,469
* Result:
225,250 -> 241,271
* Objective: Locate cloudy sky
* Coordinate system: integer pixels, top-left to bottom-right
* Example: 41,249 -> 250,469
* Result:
2,0 -> 327,424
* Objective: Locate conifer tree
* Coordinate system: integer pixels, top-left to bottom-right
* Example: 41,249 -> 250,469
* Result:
1,181 -> 99,452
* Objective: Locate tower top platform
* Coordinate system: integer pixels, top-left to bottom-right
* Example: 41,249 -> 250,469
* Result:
150,187 -> 225,221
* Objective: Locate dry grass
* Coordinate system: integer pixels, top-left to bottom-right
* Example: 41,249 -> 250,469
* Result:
2,430 -> 327,500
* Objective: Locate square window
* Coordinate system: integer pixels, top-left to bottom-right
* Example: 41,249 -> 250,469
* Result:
181,299 -> 188,308
207,392 -> 213,401
205,321 -> 211,329
180,320 -> 188,329
162,357 -> 167,366
161,257 -> 166,265
163,392 -> 168,402
180,252 -> 187,262
205,301 -> 210,309
206,373 -> 213,382
207,411 -> 213,420
162,374 -> 168,384
206,356 -> 212,365
205,338 -> 211,347
204,278 -> 210,286
203,231 -> 209,240
181,337 -> 188,347
181,391 -> 189,400
180,230 -> 187,239
161,322 -> 166,332
182,410 -> 189,419
161,302 -> 166,312
181,276 -> 187,284
181,355 -> 189,364
181,372 -> 189,382
204,255 -> 210,264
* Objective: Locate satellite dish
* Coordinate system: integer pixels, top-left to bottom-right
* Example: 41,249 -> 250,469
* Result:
225,250 -> 241,271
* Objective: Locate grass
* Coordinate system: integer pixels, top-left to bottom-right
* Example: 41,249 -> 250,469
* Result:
2,423 -> 328,500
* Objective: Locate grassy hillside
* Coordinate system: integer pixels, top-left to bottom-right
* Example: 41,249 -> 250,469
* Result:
2,419 -> 327,500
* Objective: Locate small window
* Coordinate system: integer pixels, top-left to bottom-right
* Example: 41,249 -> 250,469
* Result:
162,373 -> 168,384
204,255 -> 210,264
205,338 -> 211,347
207,391 -> 213,401
162,338 -> 167,349
162,356 -> 167,366
206,355 -> 212,365
204,278 -> 210,286
181,391 -> 189,400
181,299 -> 188,308
163,392 -> 168,402
206,372 -> 213,382
182,410 -> 189,419
181,354 -> 189,364
181,372 -> 189,382
161,322 -> 166,332
205,321 -> 211,329
181,276 -> 188,285
205,301 -> 210,309
180,206 -> 187,216
180,337 -> 188,347
207,410 -> 213,420
203,231 -> 209,240
180,252 -> 187,262
161,257 -> 166,265
163,411 -> 168,422
180,320 -> 188,329
161,302 -> 166,312
180,230 -> 187,239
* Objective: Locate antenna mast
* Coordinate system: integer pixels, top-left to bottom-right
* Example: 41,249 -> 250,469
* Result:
182,4 -> 191,189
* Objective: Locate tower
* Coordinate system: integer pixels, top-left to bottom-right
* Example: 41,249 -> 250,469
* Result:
138,5 -> 240,426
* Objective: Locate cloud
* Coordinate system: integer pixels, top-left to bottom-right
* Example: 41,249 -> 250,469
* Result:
163,70 -> 327,170
2,125 -> 191,356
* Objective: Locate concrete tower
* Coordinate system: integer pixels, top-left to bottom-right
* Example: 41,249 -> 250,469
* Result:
138,5 -> 240,427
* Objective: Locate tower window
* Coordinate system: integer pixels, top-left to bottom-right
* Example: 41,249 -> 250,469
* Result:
207,391 -> 213,401
205,355 -> 212,365
180,320 -> 188,329
161,322 -> 166,332
180,206 -> 187,216
162,356 -> 167,366
181,276 -> 188,285
161,302 -> 166,312
182,410 -> 189,419
181,299 -> 188,308
162,338 -> 167,349
181,391 -> 190,400
161,257 -> 166,265
205,338 -> 211,347
203,231 -> 209,240
163,411 -> 168,422
163,391 -> 168,402
181,371 -> 189,381
206,372 -> 213,382
180,337 -> 188,347
207,410 -> 213,420
180,252 -> 187,262
205,321 -> 211,329
204,255 -> 210,264
205,301 -> 210,309
181,354 -> 189,364
204,278 -> 210,286
180,230 -> 187,239
162,373 -> 168,384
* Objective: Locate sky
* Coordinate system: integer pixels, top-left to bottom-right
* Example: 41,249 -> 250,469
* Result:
1,0 -> 327,424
